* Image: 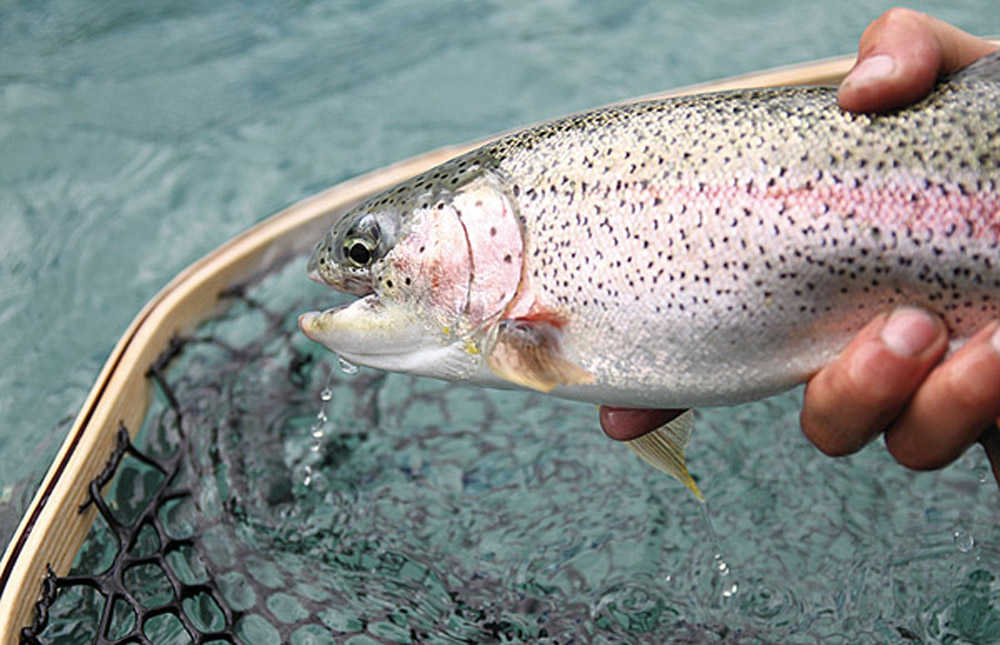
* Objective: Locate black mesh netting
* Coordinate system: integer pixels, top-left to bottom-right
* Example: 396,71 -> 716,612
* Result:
18,262 -> 1000,644
20,288 -> 348,644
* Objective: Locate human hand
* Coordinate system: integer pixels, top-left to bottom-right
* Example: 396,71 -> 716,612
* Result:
599,8 -> 1000,485
807,9 -> 1000,482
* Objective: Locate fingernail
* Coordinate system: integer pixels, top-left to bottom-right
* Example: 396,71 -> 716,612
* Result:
880,307 -> 938,357
843,54 -> 896,88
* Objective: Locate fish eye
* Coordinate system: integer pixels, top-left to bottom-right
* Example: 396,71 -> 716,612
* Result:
341,214 -> 381,268
346,240 -> 373,266
335,210 -> 398,270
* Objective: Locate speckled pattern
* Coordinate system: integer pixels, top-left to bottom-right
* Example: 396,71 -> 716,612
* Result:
313,52 -> 1000,409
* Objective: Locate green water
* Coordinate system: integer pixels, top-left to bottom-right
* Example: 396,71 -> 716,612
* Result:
3,0 -> 1000,641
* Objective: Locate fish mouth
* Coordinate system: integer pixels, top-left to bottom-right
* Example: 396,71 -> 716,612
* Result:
307,263 -> 374,297
298,298 -> 366,345
300,279 -> 376,341
299,292 -> 378,343
298,294 -> 450,369
299,291 -> 412,351
302,254 -> 383,350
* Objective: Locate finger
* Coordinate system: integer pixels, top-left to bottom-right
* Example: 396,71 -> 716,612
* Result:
599,406 -> 686,441
838,8 -> 998,113
801,307 -> 948,456
885,322 -> 1000,470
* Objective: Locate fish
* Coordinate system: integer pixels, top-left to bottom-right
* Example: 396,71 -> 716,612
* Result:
300,52 -> 1000,499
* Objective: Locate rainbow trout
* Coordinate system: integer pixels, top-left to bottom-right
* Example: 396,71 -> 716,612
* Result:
300,52 -> 1000,497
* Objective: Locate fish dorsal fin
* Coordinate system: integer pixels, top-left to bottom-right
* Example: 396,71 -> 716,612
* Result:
950,50 -> 1000,84
625,409 -> 704,502
486,318 -> 594,392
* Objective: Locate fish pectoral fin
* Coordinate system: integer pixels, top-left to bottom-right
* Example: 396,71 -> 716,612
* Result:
625,409 -> 704,502
486,318 -> 594,392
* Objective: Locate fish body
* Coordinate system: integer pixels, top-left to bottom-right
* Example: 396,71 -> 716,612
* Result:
301,52 -> 1000,412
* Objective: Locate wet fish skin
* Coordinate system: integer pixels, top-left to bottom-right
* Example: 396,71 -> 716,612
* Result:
301,52 -> 1000,411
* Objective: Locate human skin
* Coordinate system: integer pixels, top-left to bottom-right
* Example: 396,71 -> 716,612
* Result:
599,8 -> 1000,485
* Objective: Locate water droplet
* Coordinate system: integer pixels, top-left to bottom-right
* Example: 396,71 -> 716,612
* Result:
722,583 -> 739,598
311,428 -> 324,439
952,527 -> 975,552
714,554 -> 730,576
979,469 -> 990,485
320,387 -> 333,402
310,442 -> 321,453
303,466 -> 313,487
338,356 -> 359,375
663,574 -> 672,583
316,409 -> 328,423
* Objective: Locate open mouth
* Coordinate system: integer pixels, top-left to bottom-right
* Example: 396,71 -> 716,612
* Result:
300,291 -> 378,328
307,262 -> 375,297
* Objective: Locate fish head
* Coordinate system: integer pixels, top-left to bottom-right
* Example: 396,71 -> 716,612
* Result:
300,161 -> 524,382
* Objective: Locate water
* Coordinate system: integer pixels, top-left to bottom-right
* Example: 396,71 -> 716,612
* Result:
3,0 -> 1000,640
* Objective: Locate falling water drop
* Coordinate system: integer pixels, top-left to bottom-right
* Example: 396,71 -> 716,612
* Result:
952,527 -> 975,553
302,370 -> 337,488
714,554 -> 730,576
338,356 -> 359,375
699,505 -> 739,598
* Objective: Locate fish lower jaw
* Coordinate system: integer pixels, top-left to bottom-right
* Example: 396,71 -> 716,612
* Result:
298,296 -> 436,355
298,303 -> 353,336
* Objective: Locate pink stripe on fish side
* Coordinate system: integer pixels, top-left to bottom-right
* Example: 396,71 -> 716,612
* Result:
765,179 -> 1000,244
644,177 -> 1000,245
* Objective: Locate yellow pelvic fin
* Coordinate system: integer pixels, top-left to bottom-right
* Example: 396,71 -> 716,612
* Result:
625,409 -> 704,502
486,319 -> 594,392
